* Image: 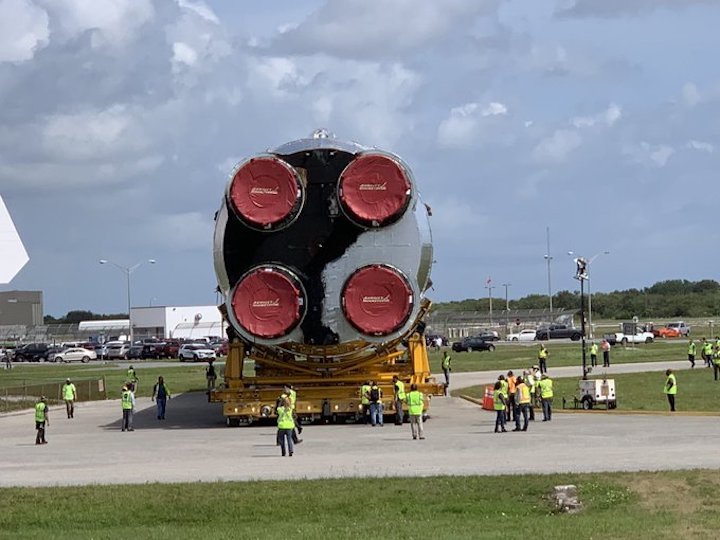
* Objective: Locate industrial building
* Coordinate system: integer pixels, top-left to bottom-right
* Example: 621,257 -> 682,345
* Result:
0,290 -> 43,326
130,305 -> 225,340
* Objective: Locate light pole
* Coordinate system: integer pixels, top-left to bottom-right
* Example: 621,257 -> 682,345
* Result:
99,259 -> 156,344
502,283 -> 511,327
574,257 -> 589,380
544,226 -> 553,317
568,250 -> 610,338
484,282 -> 494,324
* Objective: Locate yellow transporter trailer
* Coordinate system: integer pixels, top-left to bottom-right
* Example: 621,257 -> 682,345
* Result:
212,330 -> 443,426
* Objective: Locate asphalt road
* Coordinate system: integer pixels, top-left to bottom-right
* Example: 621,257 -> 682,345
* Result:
1,361 -> 717,488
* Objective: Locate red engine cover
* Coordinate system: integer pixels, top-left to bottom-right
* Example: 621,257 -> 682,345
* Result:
231,266 -> 304,339
342,265 -> 413,336
228,156 -> 302,230
338,153 -> 411,227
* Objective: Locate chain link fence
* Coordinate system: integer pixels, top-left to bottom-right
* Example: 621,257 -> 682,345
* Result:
0,376 -> 107,413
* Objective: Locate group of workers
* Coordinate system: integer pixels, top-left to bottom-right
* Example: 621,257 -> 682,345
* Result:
357,377 -> 426,439
687,338 -> 720,376
492,367 -> 554,433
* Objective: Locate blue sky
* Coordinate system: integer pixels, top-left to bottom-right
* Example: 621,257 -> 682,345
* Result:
0,0 -> 718,316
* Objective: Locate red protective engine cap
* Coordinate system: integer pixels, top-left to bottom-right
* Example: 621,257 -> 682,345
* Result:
228,156 -> 303,230
231,266 -> 305,339
338,153 -> 411,227
342,265 -> 413,336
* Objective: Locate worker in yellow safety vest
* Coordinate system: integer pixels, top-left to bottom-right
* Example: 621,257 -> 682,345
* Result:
664,369 -> 677,412
392,375 -> 406,425
702,338 -> 713,368
35,396 -> 49,445
589,342 -> 599,368
61,378 -> 77,419
538,344 -> 548,374
441,351 -> 452,391
276,396 -> 296,457
493,381 -> 507,433
687,339 -> 696,368
405,384 -> 425,440
539,374 -> 554,422
121,385 -> 135,432
513,377 -> 531,432
360,381 -> 371,424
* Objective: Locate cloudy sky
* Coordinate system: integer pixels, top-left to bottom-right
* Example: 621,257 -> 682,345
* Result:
1,0 -> 718,316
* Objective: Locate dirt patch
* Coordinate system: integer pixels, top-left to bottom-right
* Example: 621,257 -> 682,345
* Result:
624,473 -> 701,514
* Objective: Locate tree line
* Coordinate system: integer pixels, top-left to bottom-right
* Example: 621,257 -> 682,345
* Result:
44,310 -> 128,324
435,279 -> 720,319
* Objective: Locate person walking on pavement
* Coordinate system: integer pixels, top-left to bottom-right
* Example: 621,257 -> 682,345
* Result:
405,384 -> 425,440
151,376 -> 171,420
121,385 -> 135,431
713,347 -> 720,381
513,376 -> 530,432
687,339 -> 696,368
206,360 -> 217,394
392,375 -> 406,425
368,381 -> 384,426
493,381 -> 507,433
589,342 -> 598,368
539,373 -> 554,421
701,338 -> 713,368
127,365 -> 139,392
282,384 -> 303,444
360,381 -> 371,424
441,351 -> 452,393
664,369 -> 677,412
601,339 -> 611,367
35,396 -> 49,445
61,378 -> 77,419
537,344 -> 548,374
275,396 -> 295,457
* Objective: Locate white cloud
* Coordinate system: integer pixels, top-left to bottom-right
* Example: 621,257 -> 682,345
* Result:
531,129 -> 582,164
143,212 -> 213,251
625,142 -> 675,168
172,42 -> 198,69
40,0 -> 155,47
437,101 -> 508,148
686,140 -> 714,153
176,0 -> 219,25
0,0 -> 49,63
558,0 -> 714,18
572,103 -> 622,128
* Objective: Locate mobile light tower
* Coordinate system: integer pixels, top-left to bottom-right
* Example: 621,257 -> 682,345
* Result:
568,250 -> 610,338
574,256 -> 589,379
99,259 -> 156,344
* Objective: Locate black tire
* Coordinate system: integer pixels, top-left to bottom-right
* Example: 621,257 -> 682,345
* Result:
488,344 -> 496,352
571,334 -> 582,341
81,356 -> 90,363
621,337 -> 628,346
512,337 -> 518,341
645,337 -> 653,343
55,356 -> 63,363
582,398 -> 593,410
466,347 -> 472,353
193,354 -> 199,362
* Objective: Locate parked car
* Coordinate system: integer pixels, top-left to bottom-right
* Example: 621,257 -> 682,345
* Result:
13,343 -> 51,362
179,344 -> 217,362
209,340 -> 229,356
506,329 -> 537,342
655,321 -> 691,338
535,324 -> 583,341
476,330 -> 500,342
156,340 -> 181,359
52,347 -> 97,363
94,344 -> 108,360
106,341 -> 130,360
604,330 -> 654,345
451,336 -> 496,353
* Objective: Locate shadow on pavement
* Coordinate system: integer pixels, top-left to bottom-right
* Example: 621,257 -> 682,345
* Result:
100,391 -> 226,431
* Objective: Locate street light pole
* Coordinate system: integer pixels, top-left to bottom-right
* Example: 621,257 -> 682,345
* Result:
544,226 -> 553,317
485,283 -> 494,324
574,257 -> 589,380
502,283 -> 511,327
99,259 -> 156,344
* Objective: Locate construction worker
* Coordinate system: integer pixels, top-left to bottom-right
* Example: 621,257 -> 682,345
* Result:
513,376 -> 530,432
702,338 -> 713,368
35,396 -> 49,445
505,371 -> 516,422
405,384 -> 425,440
392,375 -> 406,425
121,385 -> 135,432
601,339 -> 611,367
368,381 -> 384,426
441,351 -> 452,392
61,378 -> 77,419
151,376 -> 171,420
360,381 -> 371,424
275,396 -> 295,457
282,384 -> 303,443
664,369 -> 677,412
206,360 -> 217,393
713,346 -> 720,381
537,344 -> 548,374
127,365 -> 138,391
526,368 -> 537,421
493,381 -> 507,433
539,373 -> 554,421
589,341 -> 599,368
687,339 -> 696,368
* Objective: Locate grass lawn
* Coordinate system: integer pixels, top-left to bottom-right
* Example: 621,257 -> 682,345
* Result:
1,471 -> 719,539
457,365 -> 720,413
429,340 -> 688,374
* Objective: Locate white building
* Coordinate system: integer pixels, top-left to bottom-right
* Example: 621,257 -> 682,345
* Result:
130,305 -> 226,340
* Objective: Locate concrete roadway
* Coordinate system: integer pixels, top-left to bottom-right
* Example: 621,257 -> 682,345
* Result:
1,358 -> 717,488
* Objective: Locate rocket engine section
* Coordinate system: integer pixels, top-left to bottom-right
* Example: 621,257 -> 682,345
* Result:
214,131 -> 433,357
